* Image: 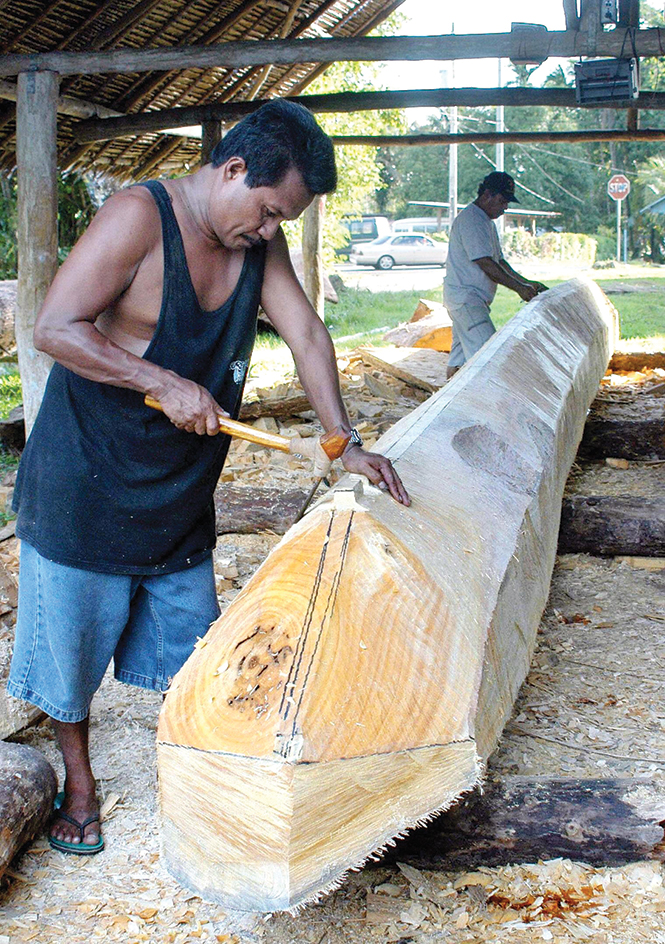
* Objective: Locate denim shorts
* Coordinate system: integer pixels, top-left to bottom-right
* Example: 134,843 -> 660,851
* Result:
7,541 -> 220,723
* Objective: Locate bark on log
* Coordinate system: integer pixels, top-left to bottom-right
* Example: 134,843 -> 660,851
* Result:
579,401 -> 665,459
377,778 -> 665,869
157,278 -> 617,912
383,311 -> 453,353
0,741 -> 57,879
558,495 -> 665,557
215,485 -> 309,534
609,351 -> 665,371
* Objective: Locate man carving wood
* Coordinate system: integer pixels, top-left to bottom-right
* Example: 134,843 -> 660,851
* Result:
444,171 -> 548,379
7,101 -> 409,855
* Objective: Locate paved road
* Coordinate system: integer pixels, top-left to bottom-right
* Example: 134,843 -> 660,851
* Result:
334,261 -> 445,295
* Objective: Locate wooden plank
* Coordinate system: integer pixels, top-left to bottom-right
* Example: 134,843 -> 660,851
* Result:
558,495 -> 665,557
239,392 -> 312,421
16,70 -> 57,434
377,778 -> 665,869
359,346 -> 449,392
156,278 -> 617,911
2,30 -> 665,78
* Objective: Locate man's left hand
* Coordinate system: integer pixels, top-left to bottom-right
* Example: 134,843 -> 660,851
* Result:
341,445 -> 410,505
531,281 -> 549,294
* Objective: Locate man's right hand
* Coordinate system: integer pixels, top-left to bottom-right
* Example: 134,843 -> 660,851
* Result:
154,377 -> 228,435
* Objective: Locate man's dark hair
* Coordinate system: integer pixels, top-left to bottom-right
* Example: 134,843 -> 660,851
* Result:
211,100 -> 337,194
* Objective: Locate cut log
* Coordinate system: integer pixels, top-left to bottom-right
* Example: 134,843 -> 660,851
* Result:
383,310 -> 453,353
559,495 -> 665,557
157,277 -> 617,912
377,777 -> 665,869
215,485 -> 309,534
609,351 -> 665,372
0,741 -> 57,879
0,280 -> 17,354
359,346 -> 449,391
579,400 -> 665,459
239,392 -> 312,421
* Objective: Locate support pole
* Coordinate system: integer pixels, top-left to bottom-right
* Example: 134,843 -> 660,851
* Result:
616,198 -> 621,262
200,118 -> 222,167
302,194 -> 325,318
16,70 -> 58,435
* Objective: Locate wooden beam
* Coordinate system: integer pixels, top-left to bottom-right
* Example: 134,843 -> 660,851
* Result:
156,277 -> 618,911
200,119 -> 222,166
15,70 -> 58,434
377,777 -> 665,870
2,29 -> 665,78
0,77 -> 123,120
330,129 -> 665,146
73,87 -> 665,143
579,400 -> 665,459
558,495 -> 665,556
563,0 -> 581,30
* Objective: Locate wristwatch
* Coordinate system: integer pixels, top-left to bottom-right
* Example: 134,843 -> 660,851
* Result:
349,427 -> 363,447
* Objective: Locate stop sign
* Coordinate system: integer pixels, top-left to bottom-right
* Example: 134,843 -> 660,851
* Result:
608,174 -> 630,201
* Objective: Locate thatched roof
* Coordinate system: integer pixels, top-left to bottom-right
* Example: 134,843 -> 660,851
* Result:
0,0 -> 403,180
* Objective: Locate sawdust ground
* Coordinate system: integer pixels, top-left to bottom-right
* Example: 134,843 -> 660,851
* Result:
1,355 -> 664,944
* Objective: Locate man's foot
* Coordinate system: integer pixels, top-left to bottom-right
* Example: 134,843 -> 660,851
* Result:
49,717 -> 104,854
49,787 -> 104,855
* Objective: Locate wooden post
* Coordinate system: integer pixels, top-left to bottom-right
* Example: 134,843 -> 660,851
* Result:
580,0 -> 602,53
200,118 -> 222,167
157,278 -> 618,912
16,70 -> 58,434
302,194 -> 325,318
563,0 -> 581,30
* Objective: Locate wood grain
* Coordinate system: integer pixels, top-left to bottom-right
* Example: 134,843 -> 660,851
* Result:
157,278 -> 618,911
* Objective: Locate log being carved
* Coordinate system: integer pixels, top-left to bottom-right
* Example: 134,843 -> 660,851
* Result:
157,278 -> 619,912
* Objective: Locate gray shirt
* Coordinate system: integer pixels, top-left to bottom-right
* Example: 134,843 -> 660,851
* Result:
444,203 -> 503,309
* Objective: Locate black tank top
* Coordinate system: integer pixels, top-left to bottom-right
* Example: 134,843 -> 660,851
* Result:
14,180 -> 266,574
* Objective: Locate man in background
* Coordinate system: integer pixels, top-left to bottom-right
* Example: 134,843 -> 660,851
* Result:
444,171 -> 548,378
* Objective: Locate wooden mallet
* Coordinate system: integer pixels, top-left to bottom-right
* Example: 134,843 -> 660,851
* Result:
144,395 -> 351,517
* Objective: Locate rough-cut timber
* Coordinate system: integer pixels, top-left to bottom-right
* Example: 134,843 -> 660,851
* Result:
215,485 -> 308,535
383,310 -> 453,353
378,777 -> 665,869
157,278 -> 618,912
559,495 -> 665,557
579,400 -> 665,460
0,741 -> 57,879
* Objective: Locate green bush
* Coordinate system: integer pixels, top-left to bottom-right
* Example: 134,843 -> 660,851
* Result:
502,228 -> 597,266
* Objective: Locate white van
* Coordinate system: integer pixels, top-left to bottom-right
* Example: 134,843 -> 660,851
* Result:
393,217 -> 443,235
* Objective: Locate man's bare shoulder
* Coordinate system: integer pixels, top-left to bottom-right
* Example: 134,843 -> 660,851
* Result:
88,186 -> 161,243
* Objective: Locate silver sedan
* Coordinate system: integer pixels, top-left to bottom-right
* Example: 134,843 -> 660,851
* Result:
350,234 -> 447,270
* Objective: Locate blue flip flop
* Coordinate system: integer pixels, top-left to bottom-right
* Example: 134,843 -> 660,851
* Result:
49,791 -> 104,855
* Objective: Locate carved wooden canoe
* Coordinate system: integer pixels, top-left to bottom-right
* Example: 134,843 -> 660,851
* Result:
157,277 -> 618,911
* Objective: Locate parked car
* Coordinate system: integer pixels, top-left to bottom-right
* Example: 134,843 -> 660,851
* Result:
350,234 -> 447,269
335,215 -> 391,256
